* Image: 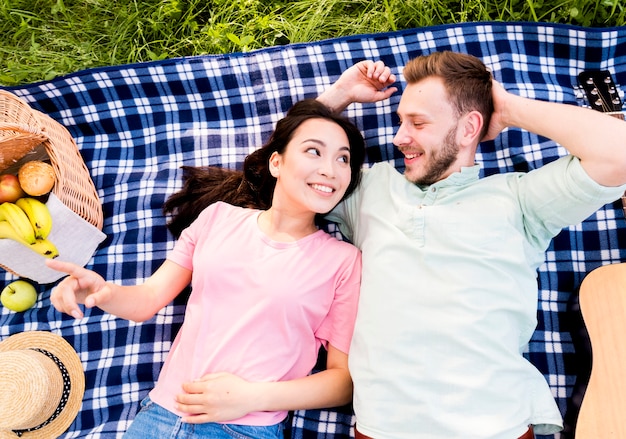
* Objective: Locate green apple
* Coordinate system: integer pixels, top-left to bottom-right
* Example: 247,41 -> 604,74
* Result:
1,280 -> 37,312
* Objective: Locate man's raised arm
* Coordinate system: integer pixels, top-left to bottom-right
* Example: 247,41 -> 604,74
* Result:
317,60 -> 398,113
485,80 -> 626,187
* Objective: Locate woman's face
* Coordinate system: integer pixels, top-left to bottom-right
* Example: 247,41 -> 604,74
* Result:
269,118 -> 353,215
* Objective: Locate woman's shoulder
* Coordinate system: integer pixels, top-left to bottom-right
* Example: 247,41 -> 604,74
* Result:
314,229 -> 361,259
195,201 -> 258,226
202,200 -> 255,215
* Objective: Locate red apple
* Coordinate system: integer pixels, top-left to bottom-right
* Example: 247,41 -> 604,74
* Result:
0,174 -> 26,203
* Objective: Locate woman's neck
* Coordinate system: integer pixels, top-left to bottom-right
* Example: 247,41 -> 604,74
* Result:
257,208 -> 318,242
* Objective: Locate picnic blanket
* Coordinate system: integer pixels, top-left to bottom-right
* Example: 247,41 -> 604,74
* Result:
2,21 -> 626,438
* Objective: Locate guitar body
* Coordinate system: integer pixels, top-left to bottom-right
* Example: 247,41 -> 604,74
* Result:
575,263 -> 626,438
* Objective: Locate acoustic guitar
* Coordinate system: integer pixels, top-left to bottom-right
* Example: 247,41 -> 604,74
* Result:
574,71 -> 626,438
575,263 -> 626,438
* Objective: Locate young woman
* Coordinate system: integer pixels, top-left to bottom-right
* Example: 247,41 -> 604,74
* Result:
47,99 -> 365,439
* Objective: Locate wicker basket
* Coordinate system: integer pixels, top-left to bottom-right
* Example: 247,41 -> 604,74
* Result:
0,90 -> 103,230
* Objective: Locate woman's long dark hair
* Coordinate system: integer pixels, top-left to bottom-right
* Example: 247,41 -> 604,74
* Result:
163,99 -> 365,237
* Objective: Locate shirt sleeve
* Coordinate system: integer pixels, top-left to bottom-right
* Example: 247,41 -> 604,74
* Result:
326,167 -> 376,241
167,203 -> 222,270
517,155 -> 626,249
314,246 -> 362,354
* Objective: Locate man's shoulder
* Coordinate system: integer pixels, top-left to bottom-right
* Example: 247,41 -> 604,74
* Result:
367,161 -> 398,172
362,161 -> 402,182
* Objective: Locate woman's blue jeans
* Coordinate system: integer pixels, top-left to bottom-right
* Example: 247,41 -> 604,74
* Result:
123,396 -> 285,439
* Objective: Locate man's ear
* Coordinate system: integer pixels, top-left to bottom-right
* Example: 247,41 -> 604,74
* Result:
269,151 -> 281,178
459,110 -> 484,147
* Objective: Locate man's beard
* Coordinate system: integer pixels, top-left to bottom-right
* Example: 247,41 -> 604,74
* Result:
410,125 -> 459,186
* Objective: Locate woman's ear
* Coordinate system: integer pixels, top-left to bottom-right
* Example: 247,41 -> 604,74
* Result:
269,151 -> 281,178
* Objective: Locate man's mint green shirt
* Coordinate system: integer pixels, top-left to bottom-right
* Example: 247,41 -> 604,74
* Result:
327,156 -> 625,439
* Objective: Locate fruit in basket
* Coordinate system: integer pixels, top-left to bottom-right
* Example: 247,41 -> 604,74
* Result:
0,200 -> 59,258
0,202 -> 35,244
0,279 -> 37,312
0,220 -> 28,243
18,161 -> 56,196
28,237 -> 60,258
16,197 -> 53,239
0,221 -> 59,258
0,174 -> 26,203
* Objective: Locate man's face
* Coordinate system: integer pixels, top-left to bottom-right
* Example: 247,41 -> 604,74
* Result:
393,77 -> 462,186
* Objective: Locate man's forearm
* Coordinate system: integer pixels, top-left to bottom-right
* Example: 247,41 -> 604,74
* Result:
317,84 -> 354,114
504,92 -> 626,187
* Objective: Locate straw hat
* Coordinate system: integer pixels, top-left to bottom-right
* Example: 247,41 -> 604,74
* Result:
0,331 -> 85,438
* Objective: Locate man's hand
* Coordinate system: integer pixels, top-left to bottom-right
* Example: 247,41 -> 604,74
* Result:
318,60 -> 398,113
482,80 -> 514,142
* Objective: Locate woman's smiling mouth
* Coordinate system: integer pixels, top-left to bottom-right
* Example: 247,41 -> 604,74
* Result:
310,183 -> 334,194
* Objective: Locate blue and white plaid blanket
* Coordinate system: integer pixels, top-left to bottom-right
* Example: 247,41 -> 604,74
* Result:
2,21 -> 626,438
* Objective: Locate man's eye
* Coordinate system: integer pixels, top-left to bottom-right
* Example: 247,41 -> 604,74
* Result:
398,119 -> 422,127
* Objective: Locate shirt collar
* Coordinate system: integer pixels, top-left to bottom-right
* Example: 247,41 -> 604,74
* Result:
417,164 -> 481,190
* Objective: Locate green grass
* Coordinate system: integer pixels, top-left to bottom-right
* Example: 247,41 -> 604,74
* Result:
1,0 -> 625,86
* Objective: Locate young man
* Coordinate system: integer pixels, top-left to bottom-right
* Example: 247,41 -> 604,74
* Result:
318,51 -> 626,439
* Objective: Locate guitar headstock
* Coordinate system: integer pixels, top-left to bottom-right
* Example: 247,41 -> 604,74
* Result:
577,70 -> 624,116
576,70 -> 626,217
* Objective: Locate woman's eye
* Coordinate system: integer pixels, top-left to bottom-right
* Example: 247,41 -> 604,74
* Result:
306,147 -> 320,156
338,155 -> 350,164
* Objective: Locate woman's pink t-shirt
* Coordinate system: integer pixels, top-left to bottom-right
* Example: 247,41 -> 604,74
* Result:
149,202 -> 361,425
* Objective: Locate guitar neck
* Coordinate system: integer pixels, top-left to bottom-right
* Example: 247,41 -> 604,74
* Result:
577,70 -> 626,215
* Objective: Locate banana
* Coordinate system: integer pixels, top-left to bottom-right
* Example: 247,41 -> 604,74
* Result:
0,202 -> 36,244
29,238 -> 60,259
0,221 -> 59,258
0,220 -> 29,245
15,197 -> 53,239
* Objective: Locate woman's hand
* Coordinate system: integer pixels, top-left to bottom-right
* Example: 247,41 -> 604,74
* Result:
46,258 -> 111,319
176,372 -> 257,423
175,344 -> 352,423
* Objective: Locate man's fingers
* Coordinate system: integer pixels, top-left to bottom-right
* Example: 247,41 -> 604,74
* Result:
377,87 -> 398,100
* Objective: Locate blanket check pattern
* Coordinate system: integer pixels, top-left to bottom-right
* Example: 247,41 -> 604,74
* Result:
2,22 -> 626,438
